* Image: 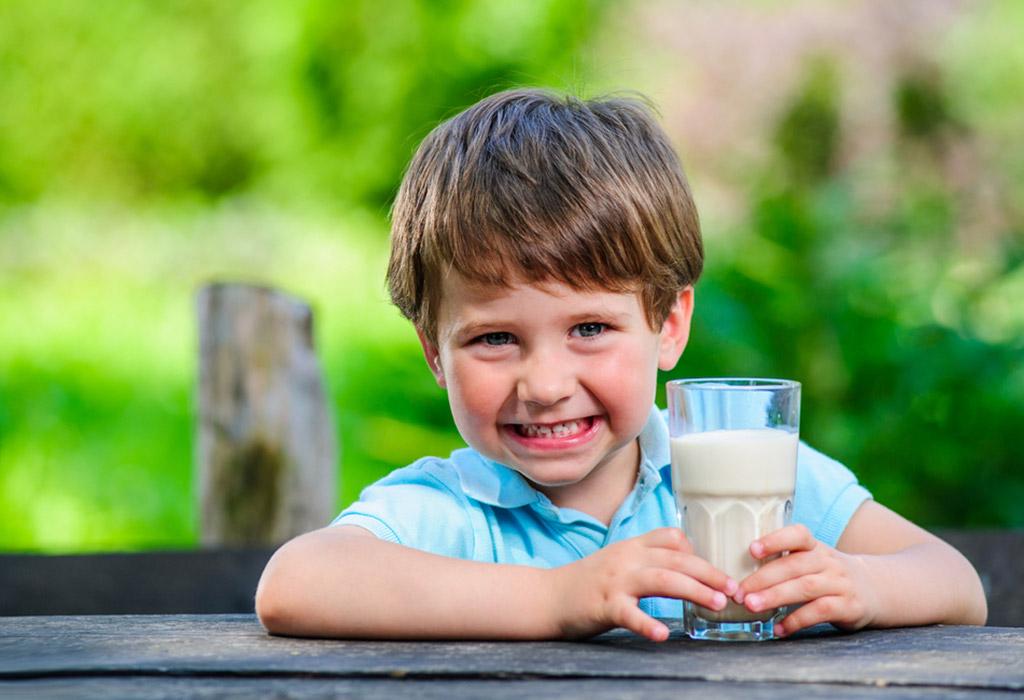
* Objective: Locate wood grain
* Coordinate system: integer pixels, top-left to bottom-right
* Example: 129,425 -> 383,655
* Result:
0,615 -> 1020,692
0,677 -> 1007,699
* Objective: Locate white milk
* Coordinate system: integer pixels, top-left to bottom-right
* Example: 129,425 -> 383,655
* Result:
670,429 -> 798,622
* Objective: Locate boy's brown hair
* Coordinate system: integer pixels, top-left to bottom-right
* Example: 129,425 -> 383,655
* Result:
387,88 -> 703,342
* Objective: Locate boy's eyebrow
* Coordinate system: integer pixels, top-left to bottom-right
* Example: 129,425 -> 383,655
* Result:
448,320 -> 498,339
564,309 -> 633,325
448,309 -> 634,339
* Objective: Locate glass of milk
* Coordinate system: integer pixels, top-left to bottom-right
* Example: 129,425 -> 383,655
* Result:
667,378 -> 800,641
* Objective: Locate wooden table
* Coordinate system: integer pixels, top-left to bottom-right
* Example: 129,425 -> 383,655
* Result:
1,615 -> 1021,698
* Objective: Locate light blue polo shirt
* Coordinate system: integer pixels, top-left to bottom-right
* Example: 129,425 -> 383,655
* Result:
334,406 -> 871,618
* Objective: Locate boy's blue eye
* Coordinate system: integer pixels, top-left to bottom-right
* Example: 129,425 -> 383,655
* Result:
574,322 -> 606,338
480,332 -> 515,346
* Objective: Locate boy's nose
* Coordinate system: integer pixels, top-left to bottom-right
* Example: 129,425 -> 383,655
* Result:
516,353 -> 577,407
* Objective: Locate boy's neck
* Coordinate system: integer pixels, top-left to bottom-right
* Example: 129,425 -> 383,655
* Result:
532,438 -> 642,527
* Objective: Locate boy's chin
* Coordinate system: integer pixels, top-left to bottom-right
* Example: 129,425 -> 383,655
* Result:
508,453 -> 614,489
518,465 -> 590,489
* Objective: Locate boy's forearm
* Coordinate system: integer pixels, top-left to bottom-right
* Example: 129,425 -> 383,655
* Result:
256,528 -> 562,639
859,541 -> 987,628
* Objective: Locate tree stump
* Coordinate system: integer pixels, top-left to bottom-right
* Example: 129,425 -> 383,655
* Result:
196,283 -> 337,546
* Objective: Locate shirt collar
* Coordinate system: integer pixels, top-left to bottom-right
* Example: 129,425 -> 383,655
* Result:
450,449 -> 539,508
641,405 -> 672,477
450,405 -> 671,509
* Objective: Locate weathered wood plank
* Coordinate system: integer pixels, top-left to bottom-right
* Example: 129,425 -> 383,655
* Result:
0,677 -> 1009,700
0,550 -> 273,616
0,616 -> 1020,691
196,282 -> 337,546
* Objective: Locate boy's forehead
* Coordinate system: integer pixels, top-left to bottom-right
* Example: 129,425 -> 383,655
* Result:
438,271 -> 511,303
440,271 -> 634,304
436,272 -> 642,327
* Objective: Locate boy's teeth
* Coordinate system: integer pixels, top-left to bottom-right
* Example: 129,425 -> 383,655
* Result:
519,419 -> 585,438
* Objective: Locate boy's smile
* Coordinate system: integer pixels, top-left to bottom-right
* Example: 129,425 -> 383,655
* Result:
418,274 -> 693,521
508,415 -> 598,443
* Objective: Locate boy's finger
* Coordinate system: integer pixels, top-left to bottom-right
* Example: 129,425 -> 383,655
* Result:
648,549 -> 736,595
750,524 -> 816,559
635,568 -> 729,612
735,551 -> 821,601
740,573 -> 831,614
643,527 -> 693,554
775,596 -> 843,638
615,601 -> 670,642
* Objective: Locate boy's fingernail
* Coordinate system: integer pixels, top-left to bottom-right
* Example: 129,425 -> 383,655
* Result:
750,541 -> 764,558
774,624 -> 786,638
746,594 -> 762,611
724,578 -> 738,596
712,592 -> 727,610
733,589 -> 745,604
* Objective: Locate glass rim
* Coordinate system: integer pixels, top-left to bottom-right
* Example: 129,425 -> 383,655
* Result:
666,377 -> 801,391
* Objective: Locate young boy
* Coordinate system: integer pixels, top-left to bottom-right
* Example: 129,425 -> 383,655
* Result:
256,88 -> 986,641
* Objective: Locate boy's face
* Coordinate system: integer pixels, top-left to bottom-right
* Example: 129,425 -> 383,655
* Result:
417,273 -> 693,508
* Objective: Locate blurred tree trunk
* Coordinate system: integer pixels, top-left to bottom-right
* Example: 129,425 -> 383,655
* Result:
196,283 -> 337,546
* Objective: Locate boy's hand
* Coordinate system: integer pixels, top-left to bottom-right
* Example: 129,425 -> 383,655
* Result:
734,524 -> 879,637
550,527 -> 736,642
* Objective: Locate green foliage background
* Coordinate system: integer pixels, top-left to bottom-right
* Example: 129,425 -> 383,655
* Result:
1,1 -> 1021,551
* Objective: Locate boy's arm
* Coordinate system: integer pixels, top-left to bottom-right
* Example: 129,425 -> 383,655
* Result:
256,525 -> 735,641
256,525 -> 559,639
734,500 -> 987,635
834,500 -> 987,626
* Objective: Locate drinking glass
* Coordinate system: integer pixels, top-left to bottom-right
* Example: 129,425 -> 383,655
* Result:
667,378 -> 800,641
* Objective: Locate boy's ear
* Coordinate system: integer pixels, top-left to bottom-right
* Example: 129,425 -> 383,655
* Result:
416,328 -> 447,389
657,287 -> 694,371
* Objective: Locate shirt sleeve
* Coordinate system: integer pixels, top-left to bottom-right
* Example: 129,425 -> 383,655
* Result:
332,459 -> 476,559
794,443 -> 872,547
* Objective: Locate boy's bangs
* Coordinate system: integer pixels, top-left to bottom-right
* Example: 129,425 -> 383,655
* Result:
441,227 -> 641,297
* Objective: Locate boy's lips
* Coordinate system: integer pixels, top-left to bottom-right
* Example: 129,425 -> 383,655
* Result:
503,415 -> 601,450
